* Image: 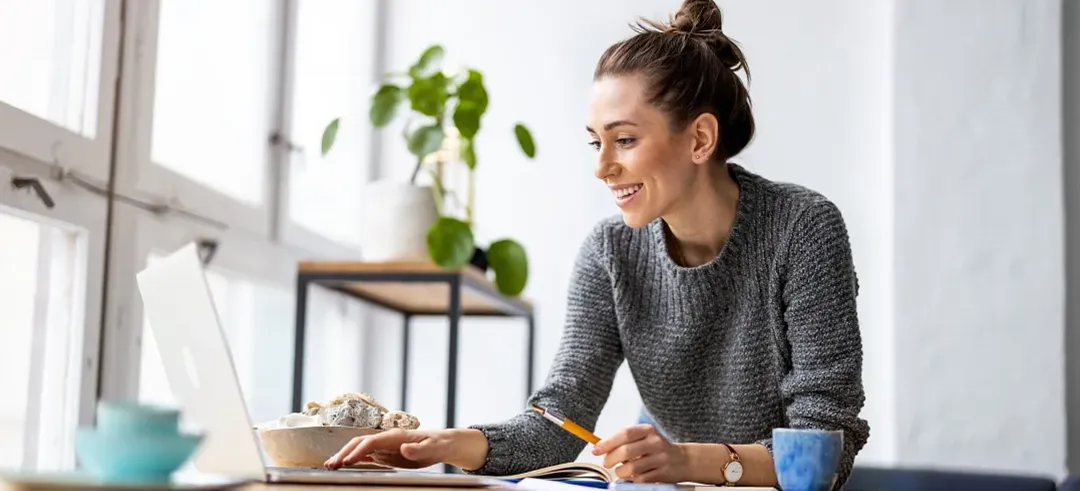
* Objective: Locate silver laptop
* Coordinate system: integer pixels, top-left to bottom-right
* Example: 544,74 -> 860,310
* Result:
135,243 -> 502,487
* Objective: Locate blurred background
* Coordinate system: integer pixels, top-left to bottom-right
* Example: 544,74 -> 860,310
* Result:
0,0 -> 1077,485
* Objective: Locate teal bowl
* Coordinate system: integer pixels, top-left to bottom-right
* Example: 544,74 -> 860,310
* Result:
75,427 -> 202,483
96,400 -> 181,437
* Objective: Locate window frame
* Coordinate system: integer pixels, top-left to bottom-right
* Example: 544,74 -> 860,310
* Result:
0,0 -> 122,184
113,0 -> 287,240
1,0 -> 384,462
0,147 -> 108,471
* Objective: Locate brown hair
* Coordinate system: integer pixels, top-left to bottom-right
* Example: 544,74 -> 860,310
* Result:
594,0 -> 754,160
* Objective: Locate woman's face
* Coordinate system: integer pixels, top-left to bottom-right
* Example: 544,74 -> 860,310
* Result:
586,74 -> 698,229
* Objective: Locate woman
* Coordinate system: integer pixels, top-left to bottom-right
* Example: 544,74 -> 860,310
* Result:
326,0 -> 870,488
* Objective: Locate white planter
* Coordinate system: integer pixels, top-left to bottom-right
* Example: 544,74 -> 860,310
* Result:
358,181 -> 439,262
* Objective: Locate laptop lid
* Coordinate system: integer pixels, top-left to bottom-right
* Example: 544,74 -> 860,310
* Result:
135,243 -> 267,481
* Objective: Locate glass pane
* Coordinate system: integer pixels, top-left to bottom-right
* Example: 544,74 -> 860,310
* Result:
138,263 -> 295,425
0,211 -> 86,473
150,0 -> 276,205
137,261 -> 366,425
288,0 -> 376,245
0,0 -> 104,137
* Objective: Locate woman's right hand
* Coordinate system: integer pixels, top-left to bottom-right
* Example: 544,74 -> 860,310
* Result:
323,428 -> 489,472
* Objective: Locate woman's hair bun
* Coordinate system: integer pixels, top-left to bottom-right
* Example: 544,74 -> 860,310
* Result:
669,0 -> 724,34
671,0 -> 747,75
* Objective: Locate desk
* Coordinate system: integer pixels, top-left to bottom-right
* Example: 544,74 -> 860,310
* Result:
291,261 -> 536,432
244,486 -> 515,491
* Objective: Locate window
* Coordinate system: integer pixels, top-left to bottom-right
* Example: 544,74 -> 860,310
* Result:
286,0 -> 379,246
0,209 -> 89,473
149,0 -> 278,206
0,0 -> 104,137
0,0 -> 379,469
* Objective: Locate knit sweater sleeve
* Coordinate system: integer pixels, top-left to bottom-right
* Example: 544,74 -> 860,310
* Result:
762,200 -> 871,490
465,225 -> 623,476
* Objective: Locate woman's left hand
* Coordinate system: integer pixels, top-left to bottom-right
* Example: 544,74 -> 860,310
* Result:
591,424 -> 690,483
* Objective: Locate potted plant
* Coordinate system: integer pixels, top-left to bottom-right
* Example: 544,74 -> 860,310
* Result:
321,45 -> 536,297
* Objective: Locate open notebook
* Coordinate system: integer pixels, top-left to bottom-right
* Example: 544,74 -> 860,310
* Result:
499,461 -> 615,482
497,461 -> 776,490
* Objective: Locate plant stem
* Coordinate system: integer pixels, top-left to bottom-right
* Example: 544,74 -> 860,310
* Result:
466,168 -> 475,225
428,169 -> 445,216
409,158 -> 423,184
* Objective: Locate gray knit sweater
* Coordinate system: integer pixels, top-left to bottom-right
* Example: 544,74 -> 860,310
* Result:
469,164 -> 870,489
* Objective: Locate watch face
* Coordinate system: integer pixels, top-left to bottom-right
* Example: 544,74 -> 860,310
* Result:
724,461 -> 744,482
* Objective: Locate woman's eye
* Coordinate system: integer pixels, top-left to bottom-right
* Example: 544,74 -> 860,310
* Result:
588,141 -> 601,151
616,137 -> 636,146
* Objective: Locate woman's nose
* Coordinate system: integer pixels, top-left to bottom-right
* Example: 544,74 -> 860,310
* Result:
594,153 -> 615,181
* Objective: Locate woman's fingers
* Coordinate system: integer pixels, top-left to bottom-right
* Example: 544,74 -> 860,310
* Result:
601,427 -> 664,468
614,453 -> 667,482
325,435 -> 368,469
593,424 -> 655,456
343,432 -> 399,465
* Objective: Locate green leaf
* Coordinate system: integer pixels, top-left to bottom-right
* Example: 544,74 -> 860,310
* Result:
321,118 -> 340,156
487,239 -> 529,296
514,123 -> 536,158
370,84 -> 404,127
453,101 -> 482,140
407,73 -> 450,117
407,125 -> 445,159
409,45 -> 445,79
460,137 -> 477,169
456,69 -> 488,114
427,217 -> 474,268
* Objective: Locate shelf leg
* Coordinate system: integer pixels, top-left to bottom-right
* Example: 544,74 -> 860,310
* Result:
444,277 -> 462,474
401,314 -> 411,412
291,276 -> 310,413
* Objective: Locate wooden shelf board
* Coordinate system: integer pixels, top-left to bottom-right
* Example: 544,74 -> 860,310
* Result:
298,260 -> 531,316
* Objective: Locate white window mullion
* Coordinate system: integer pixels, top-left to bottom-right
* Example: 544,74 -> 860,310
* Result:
268,0 -> 298,244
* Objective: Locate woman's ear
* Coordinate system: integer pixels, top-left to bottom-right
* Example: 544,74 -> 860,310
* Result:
688,113 -> 720,164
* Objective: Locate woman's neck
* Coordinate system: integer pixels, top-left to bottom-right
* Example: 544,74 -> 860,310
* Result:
663,164 -> 740,267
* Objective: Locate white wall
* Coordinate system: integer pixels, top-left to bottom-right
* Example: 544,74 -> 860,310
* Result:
714,0 -> 896,464
364,0 -> 1069,476
892,0 -> 1065,477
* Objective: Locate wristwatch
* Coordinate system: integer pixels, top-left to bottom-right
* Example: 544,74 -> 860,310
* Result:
720,443 -> 743,486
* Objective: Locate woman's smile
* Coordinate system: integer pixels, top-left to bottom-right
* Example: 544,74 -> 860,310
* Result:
610,183 -> 643,207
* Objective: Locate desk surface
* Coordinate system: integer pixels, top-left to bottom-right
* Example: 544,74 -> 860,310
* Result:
298,260 -> 532,316
243,486 -> 514,491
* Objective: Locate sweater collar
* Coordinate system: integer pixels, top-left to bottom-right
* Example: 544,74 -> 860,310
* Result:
650,163 -> 759,275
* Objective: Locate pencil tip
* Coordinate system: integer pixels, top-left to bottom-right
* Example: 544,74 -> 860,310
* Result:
529,404 -> 544,413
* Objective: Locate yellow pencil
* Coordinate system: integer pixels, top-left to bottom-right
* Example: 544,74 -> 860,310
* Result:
530,403 -> 601,445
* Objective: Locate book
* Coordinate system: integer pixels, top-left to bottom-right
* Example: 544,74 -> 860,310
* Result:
496,462 -> 776,490
499,461 -> 615,483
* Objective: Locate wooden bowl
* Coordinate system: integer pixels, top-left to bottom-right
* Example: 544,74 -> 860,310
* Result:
258,426 -> 383,468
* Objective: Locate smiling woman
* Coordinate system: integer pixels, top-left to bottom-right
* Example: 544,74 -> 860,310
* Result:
321,1 -> 869,489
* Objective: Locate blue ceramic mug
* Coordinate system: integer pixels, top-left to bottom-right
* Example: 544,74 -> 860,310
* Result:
772,428 -> 843,491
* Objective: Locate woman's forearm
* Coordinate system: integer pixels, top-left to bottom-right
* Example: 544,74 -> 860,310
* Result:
679,443 -> 777,487
443,429 -> 490,471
